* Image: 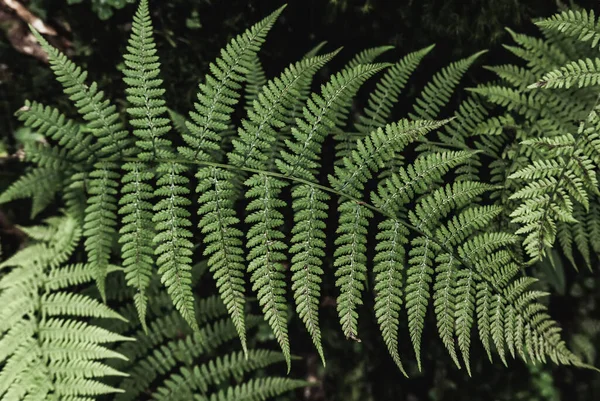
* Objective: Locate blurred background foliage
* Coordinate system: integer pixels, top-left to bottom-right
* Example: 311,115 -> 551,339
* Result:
1,0 -> 599,400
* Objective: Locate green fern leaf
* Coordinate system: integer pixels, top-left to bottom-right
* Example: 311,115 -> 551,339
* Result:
0,216 -> 130,400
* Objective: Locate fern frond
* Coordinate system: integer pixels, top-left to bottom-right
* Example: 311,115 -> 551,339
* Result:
335,45 -> 433,164
507,107 -> 600,261
373,217 -> 409,375
31,31 -> 129,157
277,63 -> 390,180
536,9 -> 600,49
119,0 -> 178,329
196,166 -> 247,352
16,100 -> 95,162
0,216 -> 129,400
530,58 -> 600,89
230,51 -> 338,170
32,29 -> 131,297
119,161 -> 155,330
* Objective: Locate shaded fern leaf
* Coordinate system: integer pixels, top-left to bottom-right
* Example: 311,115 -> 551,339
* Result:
409,51 -> 487,120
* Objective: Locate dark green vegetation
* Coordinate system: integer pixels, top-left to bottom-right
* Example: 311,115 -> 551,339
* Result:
1,1 -> 600,400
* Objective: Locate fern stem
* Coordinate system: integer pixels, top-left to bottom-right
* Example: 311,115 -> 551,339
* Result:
122,156 -> 498,285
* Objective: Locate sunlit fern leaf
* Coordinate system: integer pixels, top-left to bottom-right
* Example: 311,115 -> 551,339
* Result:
535,9 -> 600,50
0,215 -> 130,400
507,109 -> 600,261
529,58 -> 600,89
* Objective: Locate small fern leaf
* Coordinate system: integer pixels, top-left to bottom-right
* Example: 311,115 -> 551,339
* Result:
454,269 -> 476,375
197,166 -> 247,354
153,161 -> 198,331
84,162 -> 120,300
433,254 -> 461,369
0,216 -> 129,400
346,45 -> 394,68
409,51 -> 486,120
373,218 -> 409,375
536,9 -> 600,49
0,167 -> 63,216
357,45 -> 434,135
245,173 -> 291,368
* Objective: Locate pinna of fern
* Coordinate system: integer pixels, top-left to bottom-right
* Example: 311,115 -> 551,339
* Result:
0,0 -> 592,378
